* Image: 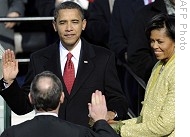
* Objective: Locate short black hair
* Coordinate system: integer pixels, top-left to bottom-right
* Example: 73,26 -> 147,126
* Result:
145,13 -> 175,42
53,1 -> 85,21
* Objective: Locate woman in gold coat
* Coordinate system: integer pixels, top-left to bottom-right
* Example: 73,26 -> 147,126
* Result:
112,13 -> 175,137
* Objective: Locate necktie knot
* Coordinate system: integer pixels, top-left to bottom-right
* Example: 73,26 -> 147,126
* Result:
67,53 -> 73,60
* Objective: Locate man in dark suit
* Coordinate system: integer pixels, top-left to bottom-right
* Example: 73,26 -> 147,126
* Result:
108,0 -> 145,61
0,1 -> 128,127
108,0 -> 145,116
0,71 -> 119,137
84,0 -> 113,48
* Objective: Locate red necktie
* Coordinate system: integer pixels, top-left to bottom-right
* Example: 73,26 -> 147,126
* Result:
63,53 -> 75,94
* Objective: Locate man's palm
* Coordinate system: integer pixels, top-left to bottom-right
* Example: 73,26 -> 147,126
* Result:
2,50 -> 18,83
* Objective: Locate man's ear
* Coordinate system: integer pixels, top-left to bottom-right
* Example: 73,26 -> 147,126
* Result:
60,92 -> 64,103
28,93 -> 33,104
82,19 -> 87,30
52,20 -> 57,32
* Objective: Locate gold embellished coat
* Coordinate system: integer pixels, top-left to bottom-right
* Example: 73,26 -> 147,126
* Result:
121,55 -> 175,137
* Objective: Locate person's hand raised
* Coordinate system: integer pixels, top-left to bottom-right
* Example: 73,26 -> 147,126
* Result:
2,49 -> 18,86
5,12 -> 19,29
88,90 -> 108,122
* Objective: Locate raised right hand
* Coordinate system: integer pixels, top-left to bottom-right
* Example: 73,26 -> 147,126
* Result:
88,90 -> 108,122
2,49 -> 18,85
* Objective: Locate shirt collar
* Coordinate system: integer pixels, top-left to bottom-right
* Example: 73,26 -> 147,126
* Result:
59,39 -> 81,61
35,112 -> 58,117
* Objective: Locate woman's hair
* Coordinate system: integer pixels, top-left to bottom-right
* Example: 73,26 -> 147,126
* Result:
145,13 -> 175,42
53,1 -> 85,21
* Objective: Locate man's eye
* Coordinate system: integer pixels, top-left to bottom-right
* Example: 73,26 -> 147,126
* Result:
59,22 -> 65,24
72,21 -> 79,24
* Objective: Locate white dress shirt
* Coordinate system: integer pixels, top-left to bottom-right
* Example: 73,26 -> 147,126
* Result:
59,39 -> 81,77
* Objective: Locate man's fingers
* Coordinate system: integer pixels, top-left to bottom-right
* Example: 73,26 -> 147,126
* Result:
93,90 -> 103,105
91,90 -> 106,106
15,60 -> 19,70
95,91 -> 100,104
2,49 -> 16,64
7,50 -> 12,62
91,93 -> 95,105
102,95 -> 106,106
10,50 -> 15,60
88,103 -> 92,116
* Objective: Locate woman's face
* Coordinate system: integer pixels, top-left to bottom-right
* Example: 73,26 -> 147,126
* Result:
150,28 -> 175,62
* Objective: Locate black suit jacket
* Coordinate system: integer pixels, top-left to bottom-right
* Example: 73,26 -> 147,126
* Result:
108,0 -> 146,115
127,0 -> 168,83
84,0 -> 111,47
108,0 -> 145,61
0,115 -> 120,137
0,38 -> 128,127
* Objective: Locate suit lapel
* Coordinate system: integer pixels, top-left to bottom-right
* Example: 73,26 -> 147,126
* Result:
40,43 -> 68,97
70,40 -> 95,98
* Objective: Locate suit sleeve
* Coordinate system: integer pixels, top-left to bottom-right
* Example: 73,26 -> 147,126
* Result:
104,52 -> 129,120
0,127 -> 14,137
0,55 -> 36,115
0,79 -> 33,115
108,0 -> 128,61
86,120 -> 120,137
84,0 -> 110,47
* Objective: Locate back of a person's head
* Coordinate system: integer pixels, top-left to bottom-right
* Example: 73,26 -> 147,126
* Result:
145,13 -> 175,42
30,71 -> 63,111
53,1 -> 85,21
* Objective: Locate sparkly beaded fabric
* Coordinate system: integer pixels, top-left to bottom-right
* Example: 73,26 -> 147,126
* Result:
121,55 -> 175,137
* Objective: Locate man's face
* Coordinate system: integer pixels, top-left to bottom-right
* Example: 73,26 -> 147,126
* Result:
53,9 -> 86,50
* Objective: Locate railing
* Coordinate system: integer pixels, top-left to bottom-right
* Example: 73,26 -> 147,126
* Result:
0,17 -> 54,22
122,61 -> 146,116
118,56 -> 146,117
122,62 -> 146,90
0,17 -> 54,63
